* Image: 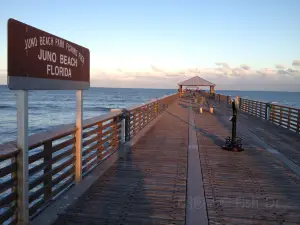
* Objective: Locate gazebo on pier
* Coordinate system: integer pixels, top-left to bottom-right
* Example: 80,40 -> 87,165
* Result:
178,76 -> 216,94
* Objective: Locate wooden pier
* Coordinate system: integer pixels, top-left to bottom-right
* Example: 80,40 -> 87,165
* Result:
1,90 -> 300,225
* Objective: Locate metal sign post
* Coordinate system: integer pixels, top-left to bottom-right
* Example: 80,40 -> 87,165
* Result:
75,90 -> 83,182
16,90 -> 29,224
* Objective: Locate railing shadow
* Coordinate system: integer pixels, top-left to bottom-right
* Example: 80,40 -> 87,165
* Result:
179,95 -> 300,223
53,144 -> 153,224
199,102 -> 300,223
170,101 -> 226,147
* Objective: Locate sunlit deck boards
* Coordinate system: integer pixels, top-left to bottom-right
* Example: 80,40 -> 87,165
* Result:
209,100 -> 300,167
194,104 -> 300,224
48,95 -> 300,225
51,100 -> 189,225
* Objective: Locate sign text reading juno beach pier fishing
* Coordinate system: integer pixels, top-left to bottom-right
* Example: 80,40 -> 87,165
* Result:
7,18 -> 90,90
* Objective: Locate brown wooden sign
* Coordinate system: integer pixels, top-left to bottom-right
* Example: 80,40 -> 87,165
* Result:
7,18 -> 90,90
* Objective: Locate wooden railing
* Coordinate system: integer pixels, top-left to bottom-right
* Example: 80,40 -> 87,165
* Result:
240,99 -> 266,119
214,93 -> 229,103
206,91 -> 300,134
269,104 -> 300,132
0,93 -> 178,224
0,143 -> 19,225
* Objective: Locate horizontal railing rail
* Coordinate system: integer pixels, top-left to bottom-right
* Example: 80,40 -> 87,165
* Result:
0,92 -> 178,224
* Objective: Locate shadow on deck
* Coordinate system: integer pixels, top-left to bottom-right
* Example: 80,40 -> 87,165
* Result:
51,100 -> 189,225
193,100 -> 300,224
41,96 -> 300,225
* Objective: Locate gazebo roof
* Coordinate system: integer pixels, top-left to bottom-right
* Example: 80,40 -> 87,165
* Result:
178,76 -> 216,86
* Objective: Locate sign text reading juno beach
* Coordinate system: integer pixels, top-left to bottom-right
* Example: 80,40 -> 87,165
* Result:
8,18 -> 90,90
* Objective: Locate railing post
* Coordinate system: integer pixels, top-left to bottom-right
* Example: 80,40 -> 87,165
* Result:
97,122 -> 103,162
16,90 -> 29,225
120,109 -> 126,144
125,111 -> 131,142
297,111 -> 300,133
44,141 -> 52,202
260,102 -> 263,118
265,102 -> 271,120
227,95 -> 230,105
143,106 -> 146,127
279,106 -> 283,126
239,98 -> 242,110
113,116 -> 119,150
75,90 -> 83,183
287,108 -> 291,129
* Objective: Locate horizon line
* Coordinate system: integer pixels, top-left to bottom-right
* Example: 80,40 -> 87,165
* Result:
0,84 -> 299,93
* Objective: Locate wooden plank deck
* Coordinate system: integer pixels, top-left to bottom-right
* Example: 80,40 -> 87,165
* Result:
48,95 -> 300,225
193,102 -> 300,224
209,100 -> 300,167
51,99 -> 189,225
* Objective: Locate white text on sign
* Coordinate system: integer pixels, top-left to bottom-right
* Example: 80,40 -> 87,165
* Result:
24,36 -> 86,78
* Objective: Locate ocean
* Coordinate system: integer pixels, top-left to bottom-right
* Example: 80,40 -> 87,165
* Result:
0,85 -> 300,144
0,85 -> 176,144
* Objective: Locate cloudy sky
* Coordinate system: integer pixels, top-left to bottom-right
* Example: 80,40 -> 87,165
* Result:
0,0 -> 300,91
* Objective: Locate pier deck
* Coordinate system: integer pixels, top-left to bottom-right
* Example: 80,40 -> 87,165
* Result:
194,102 -> 300,224
51,99 -> 189,225
41,97 -> 300,225
209,100 -> 300,167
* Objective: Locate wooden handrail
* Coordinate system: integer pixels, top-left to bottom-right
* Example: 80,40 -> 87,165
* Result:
0,142 -> 19,160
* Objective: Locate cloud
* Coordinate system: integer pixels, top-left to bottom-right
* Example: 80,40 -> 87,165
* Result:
0,69 -> 6,75
255,68 -> 277,77
275,64 -> 285,69
187,68 -> 200,73
274,67 -> 300,76
0,69 -> 7,83
215,66 -> 232,76
215,62 -> 230,68
292,59 -> 300,66
232,68 -> 247,76
240,64 -> 251,70
277,70 -> 290,75
165,74 -> 181,78
150,65 -> 165,73
287,68 -> 299,73
87,61 -> 300,90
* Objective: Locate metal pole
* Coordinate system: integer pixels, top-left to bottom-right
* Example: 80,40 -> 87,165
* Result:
232,116 -> 237,144
75,90 -> 83,182
16,90 -> 29,225
232,101 -> 237,145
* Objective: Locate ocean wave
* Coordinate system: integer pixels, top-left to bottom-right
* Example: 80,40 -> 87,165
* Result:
86,106 -> 119,112
0,105 -> 15,110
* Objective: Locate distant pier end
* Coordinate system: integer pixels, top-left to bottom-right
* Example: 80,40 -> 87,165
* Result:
178,75 -> 216,95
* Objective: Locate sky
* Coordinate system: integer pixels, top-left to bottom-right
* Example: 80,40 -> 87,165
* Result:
0,0 -> 300,91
